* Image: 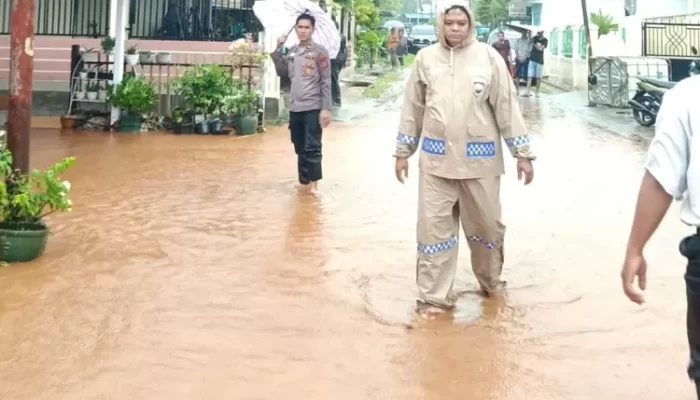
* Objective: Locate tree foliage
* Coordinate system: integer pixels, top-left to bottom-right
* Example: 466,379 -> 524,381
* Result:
354,0 -> 380,29
473,0 -> 508,27
377,0 -> 401,12
590,10 -> 619,38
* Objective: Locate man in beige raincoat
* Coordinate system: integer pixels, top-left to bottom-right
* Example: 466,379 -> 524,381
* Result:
394,1 -> 535,315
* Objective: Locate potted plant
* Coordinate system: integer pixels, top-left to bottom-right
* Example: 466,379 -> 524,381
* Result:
139,51 -> 155,64
125,45 -> 139,66
86,81 -> 99,101
171,107 -> 194,134
156,52 -> 172,64
79,69 -> 88,80
0,148 -> 75,262
107,75 -> 157,132
74,88 -> 86,100
60,114 -> 79,130
97,82 -> 108,102
101,36 -> 115,54
235,88 -> 260,136
173,64 -> 234,134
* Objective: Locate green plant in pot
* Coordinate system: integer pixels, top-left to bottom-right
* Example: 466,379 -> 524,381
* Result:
0,148 -> 75,263
234,88 -> 260,136
107,74 -> 157,132
101,36 -> 115,54
172,64 -> 234,134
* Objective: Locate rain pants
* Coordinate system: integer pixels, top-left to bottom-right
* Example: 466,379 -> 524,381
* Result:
394,1 -> 536,308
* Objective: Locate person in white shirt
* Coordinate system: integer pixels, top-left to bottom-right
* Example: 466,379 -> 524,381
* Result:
622,75 -> 700,397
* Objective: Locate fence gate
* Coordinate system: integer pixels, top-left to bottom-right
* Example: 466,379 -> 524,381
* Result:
642,21 -> 700,58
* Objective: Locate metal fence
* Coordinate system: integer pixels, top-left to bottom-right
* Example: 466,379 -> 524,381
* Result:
131,0 -> 261,41
0,0 -> 262,41
642,22 -> 700,58
0,0 -> 109,37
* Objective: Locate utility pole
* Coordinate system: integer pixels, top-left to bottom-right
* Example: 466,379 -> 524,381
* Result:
580,0 -> 593,66
7,0 -> 35,173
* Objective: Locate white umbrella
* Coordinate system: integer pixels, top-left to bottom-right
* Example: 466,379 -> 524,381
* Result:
253,0 -> 341,58
383,20 -> 405,29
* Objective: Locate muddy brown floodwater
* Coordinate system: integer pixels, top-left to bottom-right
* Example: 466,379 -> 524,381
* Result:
0,98 -> 696,399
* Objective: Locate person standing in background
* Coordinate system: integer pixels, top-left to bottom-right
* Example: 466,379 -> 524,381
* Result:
523,30 -> 547,97
331,20 -> 347,108
387,28 -> 399,70
397,28 -> 408,66
514,31 -> 532,94
491,31 -> 512,73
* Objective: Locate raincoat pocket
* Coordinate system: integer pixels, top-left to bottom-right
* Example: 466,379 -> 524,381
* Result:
466,125 -> 498,159
471,75 -> 489,100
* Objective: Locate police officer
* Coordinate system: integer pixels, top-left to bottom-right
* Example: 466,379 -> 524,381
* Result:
270,13 -> 332,196
621,75 -> 700,397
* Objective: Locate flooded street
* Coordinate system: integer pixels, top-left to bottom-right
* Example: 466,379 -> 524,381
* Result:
0,95 -> 696,399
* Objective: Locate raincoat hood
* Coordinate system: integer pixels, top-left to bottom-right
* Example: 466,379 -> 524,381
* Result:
436,0 -> 476,49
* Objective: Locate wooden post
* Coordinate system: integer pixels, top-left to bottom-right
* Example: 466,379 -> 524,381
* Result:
7,0 -> 35,173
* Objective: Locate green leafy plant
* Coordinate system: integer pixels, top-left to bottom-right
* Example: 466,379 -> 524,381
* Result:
107,74 -> 157,116
590,10 -> 620,37
0,148 -> 75,226
87,82 -> 100,92
474,0 -> 508,27
126,45 -> 138,55
233,88 -> 260,115
101,36 -> 115,53
357,30 -> 383,69
173,64 -> 235,115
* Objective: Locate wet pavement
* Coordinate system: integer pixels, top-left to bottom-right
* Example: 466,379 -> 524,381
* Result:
0,91 -> 695,399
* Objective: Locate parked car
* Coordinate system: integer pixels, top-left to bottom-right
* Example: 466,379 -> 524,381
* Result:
408,24 -> 437,54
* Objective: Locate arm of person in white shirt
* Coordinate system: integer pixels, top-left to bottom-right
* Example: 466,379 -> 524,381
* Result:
622,86 -> 690,303
626,88 -> 690,256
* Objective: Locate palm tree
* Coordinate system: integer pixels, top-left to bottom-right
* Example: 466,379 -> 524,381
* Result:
589,10 -> 619,38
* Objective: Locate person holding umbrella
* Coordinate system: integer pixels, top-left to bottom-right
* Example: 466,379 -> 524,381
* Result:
270,14 -> 332,197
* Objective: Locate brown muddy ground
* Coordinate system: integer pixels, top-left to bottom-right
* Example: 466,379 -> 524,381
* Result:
0,97 -> 695,399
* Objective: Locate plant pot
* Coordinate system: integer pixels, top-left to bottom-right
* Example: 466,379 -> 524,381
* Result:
195,121 -> 210,134
78,71 -> 88,79
173,123 -> 194,134
74,91 -> 86,100
86,91 -> 98,101
156,52 -> 172,64
0,222 -> 49,263
126,54 -> 139,66
140,53 -> 155,64
81,51 -> 99,63
98,90 -> 107,101
209,120 -> 224,134
119,114 -> 142,132
60,115 -> 77,130
237,114 -> 259,136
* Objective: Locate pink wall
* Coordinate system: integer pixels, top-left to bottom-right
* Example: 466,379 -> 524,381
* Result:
0,35 -> 232,82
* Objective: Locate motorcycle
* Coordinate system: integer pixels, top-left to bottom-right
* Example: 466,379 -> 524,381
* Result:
628,77 -> 675,127
691,46 -> 700,76
629,46 -> 700,127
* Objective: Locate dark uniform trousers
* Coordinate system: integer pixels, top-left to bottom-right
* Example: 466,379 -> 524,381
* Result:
331,61 -> 342,106
289,109 -> 322,184
681,228 -> 700,399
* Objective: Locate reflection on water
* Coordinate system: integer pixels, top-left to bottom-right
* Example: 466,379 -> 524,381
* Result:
0,98 -> 696,399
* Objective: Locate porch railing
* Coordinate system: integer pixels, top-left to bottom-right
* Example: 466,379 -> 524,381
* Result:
0,0 -> 262,42
71,49 -> 261,118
